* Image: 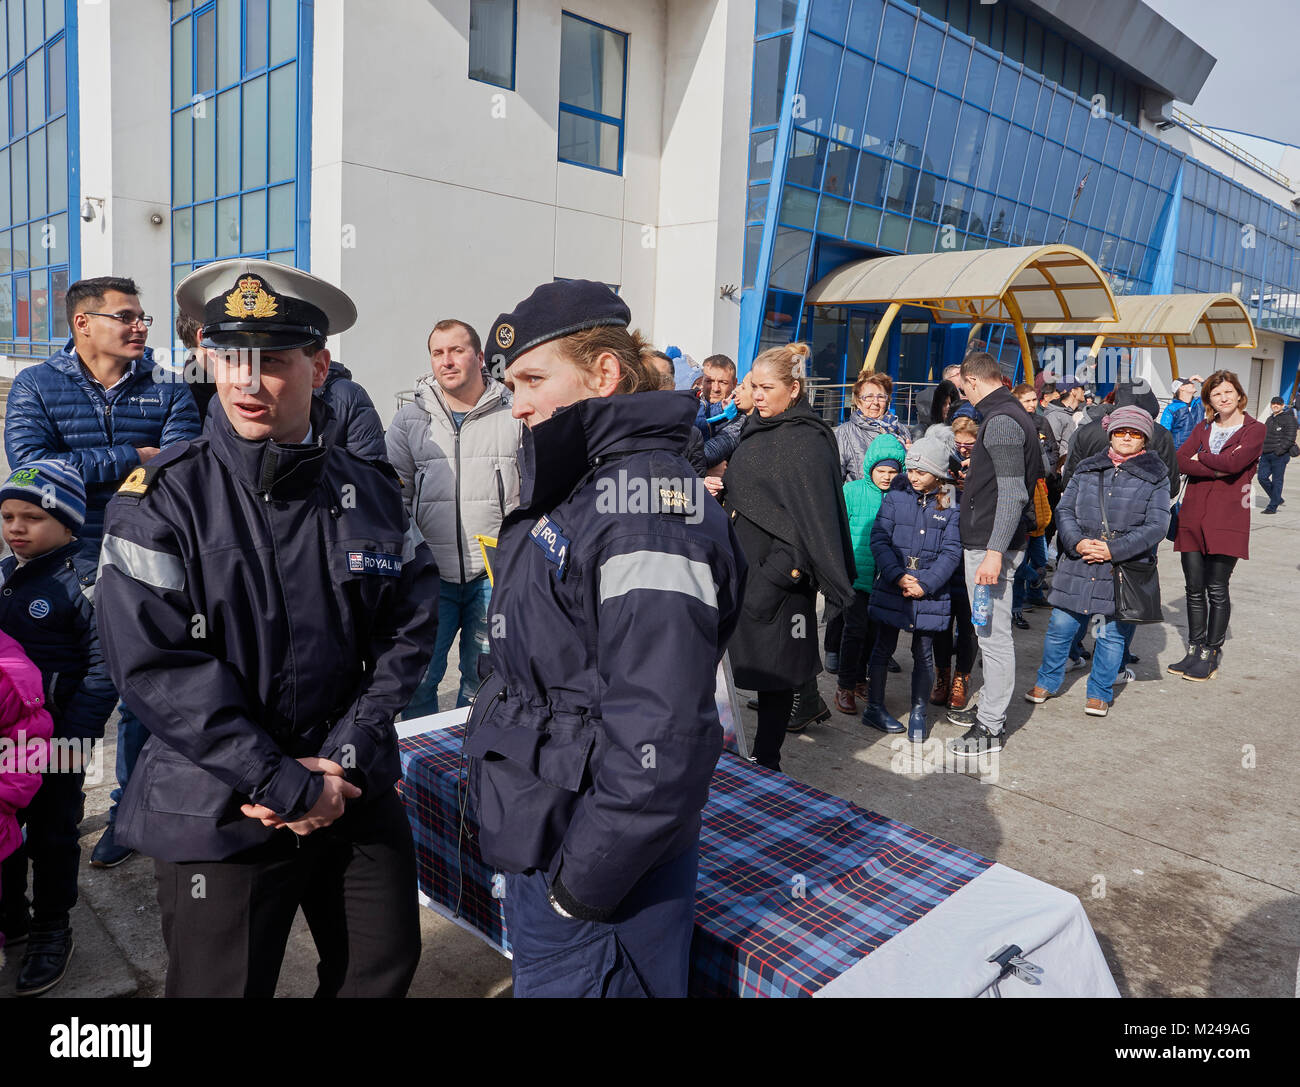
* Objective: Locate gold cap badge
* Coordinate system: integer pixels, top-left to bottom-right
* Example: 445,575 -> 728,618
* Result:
495,323 -> 515,349
224,275 -> 279,320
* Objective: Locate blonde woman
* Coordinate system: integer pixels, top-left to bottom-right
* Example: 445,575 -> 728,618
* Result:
721,343 -> 855,772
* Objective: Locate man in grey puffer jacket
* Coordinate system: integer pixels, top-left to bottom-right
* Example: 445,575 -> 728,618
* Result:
386,319 -> 523,717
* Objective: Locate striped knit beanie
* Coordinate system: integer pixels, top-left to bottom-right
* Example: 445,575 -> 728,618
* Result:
0,460 -> 87,531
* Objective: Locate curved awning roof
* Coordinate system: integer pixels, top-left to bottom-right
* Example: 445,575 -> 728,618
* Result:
1027,292 -> 1257,349
806,244 -> 1120,325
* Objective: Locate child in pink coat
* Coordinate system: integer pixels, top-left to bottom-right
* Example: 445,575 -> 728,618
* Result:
0,627 -> 54,971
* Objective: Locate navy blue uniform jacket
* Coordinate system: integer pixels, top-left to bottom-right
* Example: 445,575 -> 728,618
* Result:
95,398 -> 440,862
466,390 -> 745,923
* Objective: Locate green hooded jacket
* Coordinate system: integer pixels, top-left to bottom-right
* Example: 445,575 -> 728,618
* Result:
842,433 -> 907,592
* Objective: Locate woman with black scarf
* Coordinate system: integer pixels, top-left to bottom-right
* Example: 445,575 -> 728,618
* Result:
721,343 -> 856,773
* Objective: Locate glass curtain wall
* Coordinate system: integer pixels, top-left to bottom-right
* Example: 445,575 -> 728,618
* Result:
0,0 -> 74,355
170,0 -> 310,329
742,0 -> 1299,378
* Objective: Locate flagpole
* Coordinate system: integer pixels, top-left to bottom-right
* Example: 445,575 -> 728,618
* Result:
1056,168 -> 1091,243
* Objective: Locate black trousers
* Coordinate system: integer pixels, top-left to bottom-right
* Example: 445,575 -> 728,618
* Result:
1180,551 -> 1239,649
823,601 -> 844,655
0,765 -> 86,927
871,625 -> 936,705
837,589 -> 876,689
154,787 -> 421,997
752,689 -> 796,773
933,587 -> 976,673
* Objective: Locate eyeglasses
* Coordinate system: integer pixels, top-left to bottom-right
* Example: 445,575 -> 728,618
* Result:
84,311 -> 154,328
858,393 -> 889,402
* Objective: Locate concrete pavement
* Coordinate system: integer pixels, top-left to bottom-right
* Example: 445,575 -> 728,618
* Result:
3,484 -> 1297,998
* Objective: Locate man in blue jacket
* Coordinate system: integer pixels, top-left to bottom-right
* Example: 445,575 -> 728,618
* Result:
3,276 -> 201,869
1157,376 -> 1202,453
96,258 -> 439,996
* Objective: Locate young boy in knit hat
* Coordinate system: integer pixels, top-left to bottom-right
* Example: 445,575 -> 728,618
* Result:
0,460 -> 117,996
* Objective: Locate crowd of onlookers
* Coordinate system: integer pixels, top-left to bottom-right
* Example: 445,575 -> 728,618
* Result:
0,271 -> 1290,992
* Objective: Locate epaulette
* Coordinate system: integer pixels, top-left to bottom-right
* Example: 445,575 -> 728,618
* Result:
115,441 -> 192,499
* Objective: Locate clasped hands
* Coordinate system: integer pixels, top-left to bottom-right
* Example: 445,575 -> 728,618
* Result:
1076,538 -> 1113,563
240,756 -> 361,837
898,573 -> 925,598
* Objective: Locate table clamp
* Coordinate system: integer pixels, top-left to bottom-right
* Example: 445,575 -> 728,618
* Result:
987,943 -> 1044,994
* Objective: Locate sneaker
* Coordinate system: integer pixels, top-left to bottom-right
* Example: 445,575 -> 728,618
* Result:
1011,612 -> 1030,630
15,925 -> 74,997
90,824 -> 136,869
1113,667 -> 1135,685
946,703 -> 979,728
1023,685 -> 1053,704
1085,698 -> 1109,717
1261,506 -> 1277,514
886,657 -> 902,674
824,651 -> 840,673
1065,656 -> 1086,672
947,723 -> 1005,759
746,697 -> 760,710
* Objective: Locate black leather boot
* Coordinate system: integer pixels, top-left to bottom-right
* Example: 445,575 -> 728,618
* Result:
786,677 -> 830,733
16,922 -> 74,997
860,666 -> 904,733
1166,643 -> 1202,675
1181,645 -> 1221,682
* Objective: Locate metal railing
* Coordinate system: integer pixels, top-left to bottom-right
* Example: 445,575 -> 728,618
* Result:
1170,106 -> 1293,191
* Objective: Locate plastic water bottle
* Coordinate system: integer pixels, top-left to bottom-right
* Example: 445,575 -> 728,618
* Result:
972,584 -> 992,631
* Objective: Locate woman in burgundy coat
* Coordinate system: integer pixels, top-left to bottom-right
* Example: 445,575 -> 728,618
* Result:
1170,370 -> 1265,681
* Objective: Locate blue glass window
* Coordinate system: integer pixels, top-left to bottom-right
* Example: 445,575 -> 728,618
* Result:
1052,149 -> 1081,216
1012,73 -> 1040,126
910,19 -> 942,85
808,0 -> 850,41
967,48 -> 997,104
878,4 -> 915,67
975,114 -> 1007,192
896,79 -> 932,153
756,0 -> 798,37
785,129 -> 827,188
937,35 -> 969,97
1082,111 -> 1107,160
823,141 -> 856,198
749,130 -> 777,182
751,33 -> 792,127
948,102 -> 988,186
469,0 -> 516,90
863,64 -> 903,150
172,0 -> 309,303
922,90 -> 959,175
847,0 -> 882,56
1000,123 -> 1029,188
1046,90 -> 1072,143
798,33 -> 841,132
558,12 -> 627,174
854,151 -> 889,207
769,227 -> 812,291
833,51 -> 871,142
990,62 -> 1017,118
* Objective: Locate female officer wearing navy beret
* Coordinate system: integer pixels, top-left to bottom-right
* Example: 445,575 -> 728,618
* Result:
466,280 -> 745,998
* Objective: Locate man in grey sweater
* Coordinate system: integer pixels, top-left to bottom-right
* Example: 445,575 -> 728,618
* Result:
948,354 -> 1043,758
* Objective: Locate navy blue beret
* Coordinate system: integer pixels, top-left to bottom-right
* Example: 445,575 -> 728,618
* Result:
487,280 -> 631,369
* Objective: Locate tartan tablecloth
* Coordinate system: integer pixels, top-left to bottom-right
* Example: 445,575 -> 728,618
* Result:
398,726 -> 992,998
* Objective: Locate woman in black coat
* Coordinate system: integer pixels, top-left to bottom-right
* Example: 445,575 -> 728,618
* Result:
721,343 -> 856,772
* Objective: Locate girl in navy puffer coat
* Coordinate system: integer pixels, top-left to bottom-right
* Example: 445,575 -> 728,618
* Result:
864,434 -> 963,742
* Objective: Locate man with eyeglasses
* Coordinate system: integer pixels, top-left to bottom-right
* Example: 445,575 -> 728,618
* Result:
4,276 -> 201,872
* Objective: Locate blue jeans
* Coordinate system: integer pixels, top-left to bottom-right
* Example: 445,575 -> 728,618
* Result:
401,575 -> 492,719
1035,607 -> 1136,703
1012,534 -> 1049,611
107,701 -> 148,826
1258,452 -> 1289,509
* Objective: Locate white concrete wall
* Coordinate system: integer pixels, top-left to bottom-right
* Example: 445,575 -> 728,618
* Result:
1134,335 -> 1285,409
317,0 -> 690,418
76,0 -> 172,356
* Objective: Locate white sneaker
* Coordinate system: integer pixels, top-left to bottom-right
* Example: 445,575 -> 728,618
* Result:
1113,667 -> 1135,685
1065,657 -> 1085,672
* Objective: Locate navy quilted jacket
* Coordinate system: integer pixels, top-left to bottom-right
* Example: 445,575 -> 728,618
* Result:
868,477 -> 963,633
1049,449 -> 1170,617
3,342 -> 201,548
315,361 -> 387,461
